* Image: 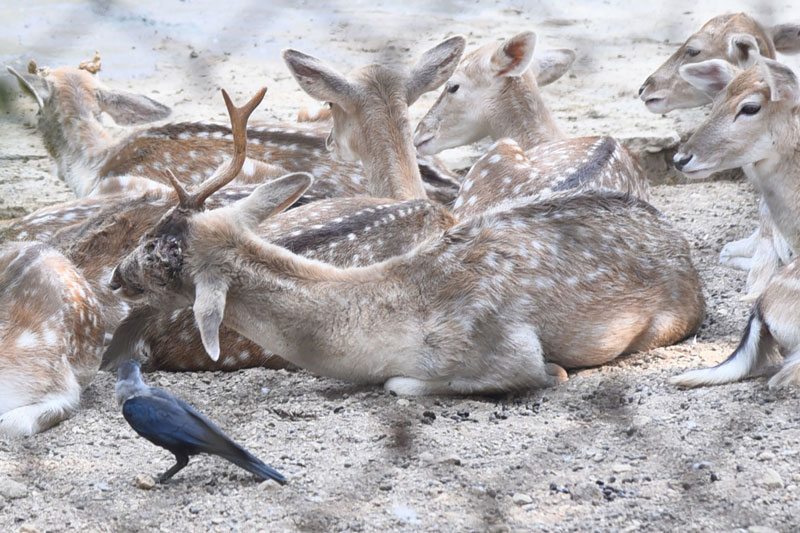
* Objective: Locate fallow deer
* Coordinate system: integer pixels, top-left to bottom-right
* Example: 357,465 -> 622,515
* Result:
282,35 -> 466,203
7,64 -> 460,204
639,13 -> 800,114
670,258 -> 800,389
413,31 -> 650,218
2,87 -> 456,375
294,49 -> 578,124
0,242 -> 103,437
639,14 -> 800,275
111,156 -> 705,395
672,58 -> 800,298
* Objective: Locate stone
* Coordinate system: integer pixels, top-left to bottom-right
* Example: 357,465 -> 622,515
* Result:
571,482 -> 602,502
440,455 -> 462,466
511,493 -> 533,505
0,478 -> 27,500
757,452 -> 775,462
759,468 -> 783,490
134,474 -> 156,490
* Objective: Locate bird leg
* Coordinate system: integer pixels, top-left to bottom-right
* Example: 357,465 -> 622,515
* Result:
157,454 -> 189,483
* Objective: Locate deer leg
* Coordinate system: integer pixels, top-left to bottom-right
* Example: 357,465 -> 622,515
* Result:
719,229 -> 759,270
0,392 -> 79,437
768,347 -> 800,389
383,377 -> 455,396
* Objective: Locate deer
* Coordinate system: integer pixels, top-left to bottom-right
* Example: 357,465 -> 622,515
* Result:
0,241 -> 104,437
7,63 -> 460,204
281,36 -> 467,203
2,84 -> 457,378
670,257 -> 800,389
412,31 -> 650,218
294,47 -> 581,124
638,13 -> 800,279
639,13 -> 800,114
672,57 -> 800,299
109,124 -> 705,395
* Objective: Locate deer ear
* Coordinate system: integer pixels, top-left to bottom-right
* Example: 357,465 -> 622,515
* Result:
679,59 -> 739,98
406,35 -> 466,104
533,48 -> 576,86
235,172 -> 313,227
771,23 -> 800,55
193,274 -> 228,362
6,66 -> 49,109
283,49 -> 358,113
491,31 -> 537,78
762,59 -> 800,104
727,33 -> 760,69
95,89 -> 171,125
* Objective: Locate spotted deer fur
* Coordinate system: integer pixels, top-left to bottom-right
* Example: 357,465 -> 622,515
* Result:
2,88 -> 456,376
0,242 -> 103,437
639,13 -> 800,114
112,162 -> 705,395
7,65 -> 460,204
413,31 -> 649,218
671,258 -> 800,389
673,58 -> 800,299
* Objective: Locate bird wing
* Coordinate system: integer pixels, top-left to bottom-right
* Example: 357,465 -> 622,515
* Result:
123,395 -> 223,452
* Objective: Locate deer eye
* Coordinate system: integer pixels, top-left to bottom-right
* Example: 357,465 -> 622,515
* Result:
447,83 -> 460,94
686,48 -> 701,57
735,103 -> 761,120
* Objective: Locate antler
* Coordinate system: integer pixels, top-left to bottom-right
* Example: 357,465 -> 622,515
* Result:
171,87 -> 267,209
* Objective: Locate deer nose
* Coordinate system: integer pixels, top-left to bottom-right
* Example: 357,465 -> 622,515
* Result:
673,152 -> 693,171
638,76 -> 653,96
109,266 -> 122,290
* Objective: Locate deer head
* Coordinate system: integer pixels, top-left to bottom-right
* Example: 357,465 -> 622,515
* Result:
281,36 -> 465,200
639,13 -> 777,114
413,31 -> 574,154
110,88 -> 266,303
673,58 -> 799,178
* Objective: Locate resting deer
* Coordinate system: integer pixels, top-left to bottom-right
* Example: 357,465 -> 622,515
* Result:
111,143 -> 705,395
7,64 -> 460,204
670,258 -> 800,389
639,13 -> 800,114
0,242 -> 103,437
294,48 -> 579,124
3,87 -> 456,376
672,57 -> 800,298
638,14 -> 800,276
413,31 -> 649,218
282,36 -> 467,203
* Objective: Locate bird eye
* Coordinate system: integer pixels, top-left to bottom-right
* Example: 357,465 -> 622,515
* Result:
447,83 -> 460,94
686,48 -> 701,57
325,101 -> 333,109
735,103 -> 761,120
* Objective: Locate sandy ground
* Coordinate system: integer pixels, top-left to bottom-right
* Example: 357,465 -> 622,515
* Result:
3,1 -> 800,532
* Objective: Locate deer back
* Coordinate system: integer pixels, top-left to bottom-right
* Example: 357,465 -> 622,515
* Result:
451,137 -> 649,218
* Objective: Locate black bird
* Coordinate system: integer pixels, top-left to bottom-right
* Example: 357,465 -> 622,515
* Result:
116,360 -> 286,485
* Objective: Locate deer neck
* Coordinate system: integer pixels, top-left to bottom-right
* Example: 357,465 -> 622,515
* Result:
359,101 -> 428,200
188,227 -> 431,381
486,73 -> 564,150
39,104 -> 114,197
745,111 -> 800,252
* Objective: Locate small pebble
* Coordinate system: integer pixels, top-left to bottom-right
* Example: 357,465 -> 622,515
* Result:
0,478 -> 28,500
757,452 -> 775,462
511,493 -> 533,505
759,468 -> 783,490
134,474 -> 156,490
440,455 -> 462,466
